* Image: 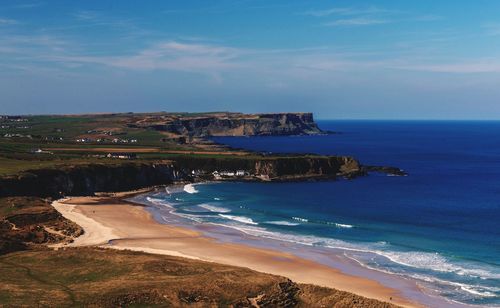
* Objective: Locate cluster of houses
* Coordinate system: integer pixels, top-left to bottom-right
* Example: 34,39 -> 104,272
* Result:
1,125 -> 31,129
106,153 -> 137,159
89,153 -> 137,160
112,138 -> 137,143
30,148 -> 53,155
44,136 -> 64,141
86,129 -> 124,136
75,138 -> 138,143
0,116 -> 28,122
3,133 -> 32,139
211,170 -> 248,179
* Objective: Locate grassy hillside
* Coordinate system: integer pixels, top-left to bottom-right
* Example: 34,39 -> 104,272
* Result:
0,248 -> 398,307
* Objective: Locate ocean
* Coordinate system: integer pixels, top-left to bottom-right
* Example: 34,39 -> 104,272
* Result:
140,120 -> 500,307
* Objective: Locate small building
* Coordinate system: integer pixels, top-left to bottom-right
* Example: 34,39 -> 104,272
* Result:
212,171 -> 222,180
106,153 -> 137,159
30,148 -> 53,155
236,170 -> 245,176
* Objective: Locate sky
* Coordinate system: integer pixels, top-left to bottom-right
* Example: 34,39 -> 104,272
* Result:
1,0 -> 500,119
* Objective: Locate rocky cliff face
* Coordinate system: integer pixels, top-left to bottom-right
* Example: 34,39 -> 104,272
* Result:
0,163 -> 183,198
133,113 -> 323,137
253,156 -> 360,179
169,155 -> 361,180
0,155 -> 362,198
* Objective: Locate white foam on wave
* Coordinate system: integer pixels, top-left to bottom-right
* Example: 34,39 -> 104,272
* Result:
198,203 -> 231,213
218,214 -> 258,225
409,273 -> 500,298
334,223 -> 354,228
145,192 -> 499,302
292,217 -> 354,228
216,222 -> 363,250
214,197 -> 222,201
183,184 -> 199,194
265,220 -> 300,226
164,213 -> 203,223
209,216 -> 500,284
146,196 -> 173,208
377,251 -> 500,280
459,285 -> 497,298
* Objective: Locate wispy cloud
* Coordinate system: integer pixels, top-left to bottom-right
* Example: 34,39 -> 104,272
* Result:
393,60 -> 500,73
1,28 -> 496,81
41,41 -> 245,77
303,6 -> 397,27
304,7 -> 393,17
11,2 -> 44,9
303,6 -> 441,27
0,18 -> 18,25
324,18 -> 389,27
73,10 -> 99,21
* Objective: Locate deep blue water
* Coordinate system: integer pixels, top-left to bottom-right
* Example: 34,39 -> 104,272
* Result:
150,121 -> 500,306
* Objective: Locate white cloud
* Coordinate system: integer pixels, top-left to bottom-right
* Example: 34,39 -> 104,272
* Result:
0,18 -> 18,25
73,10 -> 99,21
11,2 -> 44,9
40,41 -> 245,76
324,18 -> 389,27
304,6 -> 440,27
1,31 -> 497,80
393,60 -> 500,73
303,7 -> 391,17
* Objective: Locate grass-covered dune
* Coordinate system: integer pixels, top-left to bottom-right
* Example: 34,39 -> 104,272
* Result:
0,247 -> 398,307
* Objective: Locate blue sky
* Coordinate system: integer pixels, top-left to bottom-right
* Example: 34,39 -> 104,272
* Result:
1,0 -> 500,119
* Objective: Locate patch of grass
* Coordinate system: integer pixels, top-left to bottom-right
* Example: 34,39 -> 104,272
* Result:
0,247 -> 396,307
0,248 -> 286,306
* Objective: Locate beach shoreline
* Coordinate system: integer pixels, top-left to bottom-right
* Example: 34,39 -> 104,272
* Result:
51,189 -> 428,308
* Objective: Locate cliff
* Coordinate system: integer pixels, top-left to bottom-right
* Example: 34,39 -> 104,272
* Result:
0,155 -> 362,198
130,112 -> 324,137
0,163 -> 181,198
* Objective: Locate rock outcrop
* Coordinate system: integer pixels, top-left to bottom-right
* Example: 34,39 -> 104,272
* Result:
0,197 -> 83,255
130,112 -> 324,137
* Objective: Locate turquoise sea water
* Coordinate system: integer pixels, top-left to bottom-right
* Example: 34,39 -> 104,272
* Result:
143,121 -> 500,307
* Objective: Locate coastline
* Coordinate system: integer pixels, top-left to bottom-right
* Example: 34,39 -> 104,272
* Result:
52,191 -> 422,308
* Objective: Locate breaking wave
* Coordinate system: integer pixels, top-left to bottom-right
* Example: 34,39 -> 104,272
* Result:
183,184 -> 199,194
265,220 -> 300,226
218,214 -> 258,225
198,203 -> 231,213
146,196 -> 173,208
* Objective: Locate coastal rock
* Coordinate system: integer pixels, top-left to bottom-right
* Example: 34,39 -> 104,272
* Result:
130,112 -> 324,137
362,166 -> 408,176
0,155 -> 363,198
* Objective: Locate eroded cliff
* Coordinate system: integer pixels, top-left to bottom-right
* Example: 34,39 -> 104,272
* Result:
0,155 -> 363,198
130,112 -> 324,137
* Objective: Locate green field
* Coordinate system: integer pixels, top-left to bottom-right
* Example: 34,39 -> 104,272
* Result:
0,113 -> 243,176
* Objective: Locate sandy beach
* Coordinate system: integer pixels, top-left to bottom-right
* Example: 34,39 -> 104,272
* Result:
51,193 -> 425,308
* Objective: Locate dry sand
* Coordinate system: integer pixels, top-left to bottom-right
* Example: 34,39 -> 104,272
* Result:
53,196 -> 422,308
